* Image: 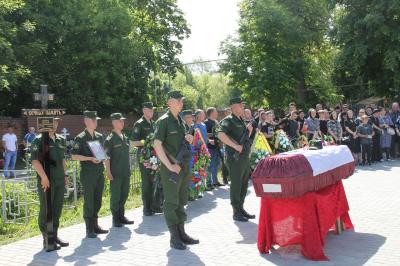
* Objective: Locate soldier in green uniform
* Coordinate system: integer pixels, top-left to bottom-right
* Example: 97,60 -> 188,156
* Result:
71,111 -> 108,238
217,97 -> 255,222
131,102 -> 162,216
153,91 -> 199,250
104,113 -> 134,227
31,118 -> 69,250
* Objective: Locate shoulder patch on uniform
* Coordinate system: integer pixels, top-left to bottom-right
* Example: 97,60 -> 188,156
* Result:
77,131 -> 85,138
56,134 -> 65,140
106,134 -> 113,141
221,119 -> 230,127
73,142 -> 80,149
32,144 -> 38,152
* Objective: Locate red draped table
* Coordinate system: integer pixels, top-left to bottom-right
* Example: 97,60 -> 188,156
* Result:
257,181 -> 353,260
252,146 -> 355,260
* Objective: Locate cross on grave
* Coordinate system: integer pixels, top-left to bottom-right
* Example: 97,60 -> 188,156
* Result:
32,84 -> 58,251
33,84 -> 54,109
61,128 -> 70,139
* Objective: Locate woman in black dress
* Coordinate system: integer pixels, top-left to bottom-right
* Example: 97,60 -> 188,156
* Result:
344,110 -> 360,163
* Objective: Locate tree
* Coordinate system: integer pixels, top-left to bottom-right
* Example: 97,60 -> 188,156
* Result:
0,0 -> 32,115
333,0 -> 400,99
0,0 -> 189,116
220,0 -> 342,109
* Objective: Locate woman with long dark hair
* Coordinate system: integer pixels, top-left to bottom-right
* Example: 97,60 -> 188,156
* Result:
344,110 -> 360,163
328,111 -> 342,143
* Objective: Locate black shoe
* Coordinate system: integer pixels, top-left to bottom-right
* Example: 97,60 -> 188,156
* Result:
143,209 -> 154,216
177,223 -> 199,245
42,233 -> 61,251
119,209 -> 134,225
233,208 -> 248,222
152,208 -> 163,214
216,182 -> 224,187
94,218 -> 109,234
54,230 -> 69,247
84,218 -> 97,238
168,225 -> 186,250
240,208 -> 256,219
205,186 -> 213,191
112,213 -> 123,227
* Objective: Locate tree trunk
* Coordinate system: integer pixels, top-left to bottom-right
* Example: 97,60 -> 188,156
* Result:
296,68 -> 307,104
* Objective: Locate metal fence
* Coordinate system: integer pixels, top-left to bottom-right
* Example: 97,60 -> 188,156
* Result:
0,151 -> 141,225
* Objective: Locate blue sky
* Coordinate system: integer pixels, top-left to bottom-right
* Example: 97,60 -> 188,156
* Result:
177,0 -> 240,64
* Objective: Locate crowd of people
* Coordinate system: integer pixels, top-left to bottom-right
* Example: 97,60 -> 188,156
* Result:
2,95 -> 400,252
233,102 -> 400,166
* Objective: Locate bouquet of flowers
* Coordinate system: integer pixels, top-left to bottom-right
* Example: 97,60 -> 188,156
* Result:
139,133 -> 160,175
250,150 -> 270,170
272,129 -> 294,153
189,129 -> 211,199
250,132 -> 272,169
322,135 -> 335,146
297,135 -> 309,149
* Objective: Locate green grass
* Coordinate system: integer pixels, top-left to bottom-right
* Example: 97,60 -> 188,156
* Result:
0,185 -> 142,246
0,160 -> 143,246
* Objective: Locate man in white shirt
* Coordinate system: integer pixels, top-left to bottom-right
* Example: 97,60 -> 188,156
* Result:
2,125 -> 18,178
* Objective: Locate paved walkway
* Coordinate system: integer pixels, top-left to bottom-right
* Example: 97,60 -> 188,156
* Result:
0,160 -> 399,266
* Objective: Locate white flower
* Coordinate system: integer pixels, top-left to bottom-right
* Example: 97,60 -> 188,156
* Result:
150,156 -> 158,164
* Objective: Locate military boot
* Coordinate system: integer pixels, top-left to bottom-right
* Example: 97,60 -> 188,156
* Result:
168,225 -> 186,250
54,230 -> 69,247
240,207 -> 255,219
119,208 -> 134,225
112,212 -> 122,227
177,223 -> 199,245
94,218 -> 109,234
85,218 -> 97,238
233,207 -> 248,222
42,232 -> 61,252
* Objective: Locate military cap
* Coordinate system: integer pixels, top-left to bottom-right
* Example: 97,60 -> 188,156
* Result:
167,90 -> 184,100
142,102 -> 155,109
110,113 -> 126,120
229,96 -> 244,105
182,110 -> 193,116
84,111 -> 101,120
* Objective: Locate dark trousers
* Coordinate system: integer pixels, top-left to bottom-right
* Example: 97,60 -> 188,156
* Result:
361,143 -> 372,164
80,170 -> 105,219
37,178 -> 65,233
391,135 -> 400,158
226,153 -> 250,209
160,164 -> 190,227
110,175 -> 130,214
372,134 -> 382,162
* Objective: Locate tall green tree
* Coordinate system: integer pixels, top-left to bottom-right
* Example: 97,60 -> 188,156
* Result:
220,0 -> 342,109
0,0 -> 189,116
0,0 -> 32,115
333,0 -> 400,100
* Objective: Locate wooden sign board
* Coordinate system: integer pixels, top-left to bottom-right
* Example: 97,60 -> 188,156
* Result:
22,109 -> 66,116
37,117 -> 55,133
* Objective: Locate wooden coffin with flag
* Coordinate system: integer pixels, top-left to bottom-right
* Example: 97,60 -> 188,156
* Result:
251,145 -> 355,198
